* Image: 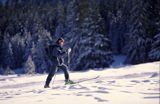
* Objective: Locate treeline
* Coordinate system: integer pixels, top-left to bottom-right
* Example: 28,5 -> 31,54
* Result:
0,0 -> 159,74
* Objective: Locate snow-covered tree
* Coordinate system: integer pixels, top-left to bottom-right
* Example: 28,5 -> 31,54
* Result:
72,0 -> 113,71
23,29 -> 32,61
0,30 -> 2,67
4,66 -> 15,75
108,9 -> 127,54
30,27 -> 51,73
31,41 -> 45,73
124,0 -> 153,64
63,0 -> 81,69
148,0 -> 160,61
54,0 -> 65,38
0,34 -> 14,69
149,33 -> 160,61
24,55 -> 35,74
0,66 -> 4,74
11,33 -> 26,69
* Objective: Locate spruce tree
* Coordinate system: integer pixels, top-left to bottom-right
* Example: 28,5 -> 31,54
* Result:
73,0 -> 113,71
54,0 -> 65,38
149,33 -> 160,61
64,0 -> 81,69
124,0 -> 153,64
4,66 -> 15,75
11,33 -> 26,69
0,34 -> 14,69
149,0 -> 160,61
24,55 -> 35,74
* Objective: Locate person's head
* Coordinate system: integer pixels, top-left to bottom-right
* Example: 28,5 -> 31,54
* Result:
56,38 -> 64,46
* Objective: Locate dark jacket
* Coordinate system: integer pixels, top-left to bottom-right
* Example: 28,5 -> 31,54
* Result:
46,44 -> 66,66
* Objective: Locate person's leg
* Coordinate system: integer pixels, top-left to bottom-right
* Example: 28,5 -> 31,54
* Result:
45,65 -> 57,87
58,64 -> 70,82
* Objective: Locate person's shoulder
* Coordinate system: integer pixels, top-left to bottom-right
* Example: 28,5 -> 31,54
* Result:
48,44 -> 57,47
49,44 -> 60,49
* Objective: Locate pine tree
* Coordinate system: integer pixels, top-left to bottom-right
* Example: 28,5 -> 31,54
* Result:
73,0 -> 113,71
63,0 -> 81,69
124,0 -> 153,64
0,66 -> 3,74
149,0 -> 160,61
0,30 -> 3,67
24,55 -> 35,74
0,34 -> 14,69
31,41 -> 45,73
11,33 -> 26,69
30,27 -> 51,73
23,29 -> 32,62
54,0 -> 65,38
4,66 -> 15,75
107,0 -> 129,54
149,33 -> 160,61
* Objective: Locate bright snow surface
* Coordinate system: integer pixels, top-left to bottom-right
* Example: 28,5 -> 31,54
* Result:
0,62 -> 160,104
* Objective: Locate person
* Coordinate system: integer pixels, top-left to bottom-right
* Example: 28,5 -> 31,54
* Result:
44,38 -> 75,88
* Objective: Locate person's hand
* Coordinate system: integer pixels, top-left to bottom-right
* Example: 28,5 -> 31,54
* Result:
67,48 -> 71,53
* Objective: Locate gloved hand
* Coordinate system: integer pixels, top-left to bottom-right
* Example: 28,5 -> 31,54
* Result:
67,48 -> 72,53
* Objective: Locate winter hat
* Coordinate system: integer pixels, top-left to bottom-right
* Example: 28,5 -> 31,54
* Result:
56,38 -> 64,44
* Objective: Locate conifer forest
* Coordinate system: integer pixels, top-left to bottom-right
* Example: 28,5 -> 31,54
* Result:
0,0 -> 159,74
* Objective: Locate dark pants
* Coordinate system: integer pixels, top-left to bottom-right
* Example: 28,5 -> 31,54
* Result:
45,64 -> 69,86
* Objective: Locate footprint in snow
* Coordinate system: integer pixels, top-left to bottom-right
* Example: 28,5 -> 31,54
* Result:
142,80 -> 150,83
32,89 -> 45,94
78,90 -> 109,94
107,81 -> 116,84
120,90 -> 132,93
150,72 -> 159,78
68,85 -> 89,90
76,93 -> 83,96
95,80 -> 104,83
94,97 -> 108,102
85,94 -> 92,97
97,87 -> 108,90
5,96 -> 13,99
130,80 -> 140,83
52,85 -> 66,90
144,96 -> 160,99
52,94 -> 61,95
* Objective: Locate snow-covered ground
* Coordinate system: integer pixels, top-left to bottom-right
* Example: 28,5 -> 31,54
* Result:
0,62 -> 159,104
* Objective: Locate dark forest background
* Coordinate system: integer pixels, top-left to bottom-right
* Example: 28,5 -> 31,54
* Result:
0,0 -> 159,74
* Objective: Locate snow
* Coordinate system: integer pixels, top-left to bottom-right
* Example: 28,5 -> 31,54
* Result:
0,62 -> 160,104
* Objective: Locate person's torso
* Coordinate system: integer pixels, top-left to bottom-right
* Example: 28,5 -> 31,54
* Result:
49,44 -> 64,65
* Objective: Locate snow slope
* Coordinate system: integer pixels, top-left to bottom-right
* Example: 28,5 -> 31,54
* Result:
0,62 -> 159,104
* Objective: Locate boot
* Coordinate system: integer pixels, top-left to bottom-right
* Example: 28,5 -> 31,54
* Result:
65,80 -> 76,85
44,84 -> 50,88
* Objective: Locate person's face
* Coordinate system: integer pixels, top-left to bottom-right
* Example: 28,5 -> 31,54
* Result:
59,40 -> 64,46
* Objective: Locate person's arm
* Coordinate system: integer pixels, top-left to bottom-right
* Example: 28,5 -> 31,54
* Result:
53,47 -> 66,57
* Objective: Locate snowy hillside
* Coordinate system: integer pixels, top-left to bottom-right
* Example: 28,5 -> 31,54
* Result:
0,62 -> 159,104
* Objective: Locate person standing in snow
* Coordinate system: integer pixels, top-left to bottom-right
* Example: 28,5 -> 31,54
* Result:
44,38 -> 75,88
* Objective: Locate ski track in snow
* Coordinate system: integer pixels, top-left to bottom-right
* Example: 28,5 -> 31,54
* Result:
0,62 -> 160,104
